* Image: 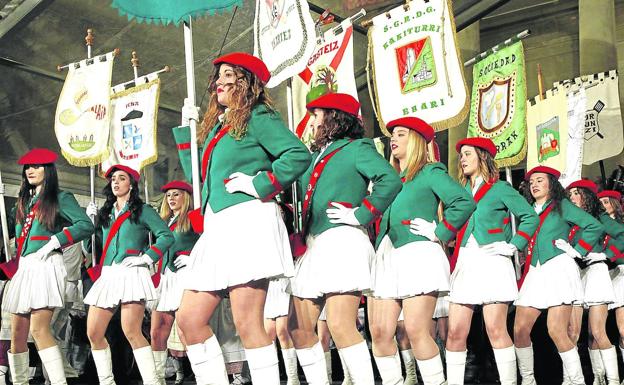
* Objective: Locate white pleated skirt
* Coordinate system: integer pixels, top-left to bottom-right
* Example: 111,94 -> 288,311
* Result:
515,254 -> 583,309
371,236 -> 449,299
433,295 -> 450,319
319,305 -> 327,321
156,269 -> 184,312
181,200 -> 294,292
0,281 -> 33,342
84,264 -> 158,309
449,241 -> 518,305
289,226 -> 374,299
3,252 -> 67,314
580,263 -> 615,307
609,266 -> 624,310
264,277 -> 291,319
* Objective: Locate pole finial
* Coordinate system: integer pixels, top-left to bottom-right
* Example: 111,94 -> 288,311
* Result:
85,29 -> 94,47
131,51 -> 140,68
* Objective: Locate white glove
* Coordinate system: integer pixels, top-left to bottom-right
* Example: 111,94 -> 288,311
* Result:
174,254 -> 192,269
326,202 -> 360,226
33,236 -> 61,261
86,202 -> 98,218
181,98 -> 200,127
409,218 -> 438,242
586,252 -> 607,263
554,239 -> 582,259
225,172 -> 260,198
483,241 -> 517,257
121,254 -> 153,268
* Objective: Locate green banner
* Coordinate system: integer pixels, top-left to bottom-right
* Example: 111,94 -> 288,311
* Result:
467,41 -> 527,167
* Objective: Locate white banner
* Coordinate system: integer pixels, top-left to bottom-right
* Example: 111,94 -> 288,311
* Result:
559,88 -> 587,187
368,0 -> 468,134
292,21 -> 358,146
253,0 -> 316,89
54,52 -> 115,167
101,77 -> 160,174
527,89 -> 569,172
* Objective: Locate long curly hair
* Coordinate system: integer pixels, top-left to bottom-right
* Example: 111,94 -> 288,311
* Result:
159,190 -> 192,233
457,146 -> 499,187
521,174 -> 566,214
16,164 -> 59,231
310,108 -> 365,152
568,187 -> 604,219
98,172 -> 143,227
199,63 -> 274,142
606,197 -> 624,222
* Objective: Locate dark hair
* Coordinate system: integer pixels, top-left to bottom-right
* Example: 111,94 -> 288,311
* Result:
98,172 -> 143,226
521,173 -> 566,214
310,108 -> 365,152
16,164 -> 59,231
569,187 -> 604,219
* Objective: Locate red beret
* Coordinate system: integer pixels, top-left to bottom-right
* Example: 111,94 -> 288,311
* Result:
386,117 -> 435,143
161,180 -> 192,195
105,164 -> 140,183
18,148 -> 58,165
455,137 -> 497,158
566,179 -> 598,194
598,190 -> 622,201
213,52 -> 271,84
525,166 -> 561,181
306,93 -> 360,117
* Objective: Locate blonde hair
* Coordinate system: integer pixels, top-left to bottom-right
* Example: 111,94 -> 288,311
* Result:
199,64 -> 274,143
159,190 -> 193,233
457,146 -> 499,187
390,130 -> 433,182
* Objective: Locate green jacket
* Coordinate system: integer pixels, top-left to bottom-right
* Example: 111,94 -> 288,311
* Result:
598,214 -> 624,262
172,105 -> 311,214
300,138 -> 402,237
92,204 -> 174,266
376,162 -> 475,249
162,216 -> 200,273
14,191 -> 93,258
530,199 -> 604,266
461,180 -> 539,251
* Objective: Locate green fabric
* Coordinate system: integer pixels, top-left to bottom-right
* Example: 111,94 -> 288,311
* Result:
467,41 -> 527,167
376,162 -> 475,249
173,105 -> 311,214
111,0 -> 242,26
299,138 -> 402,237
461,180 -> 539,251
163,218 -> 200,272
599,214 -> 624,260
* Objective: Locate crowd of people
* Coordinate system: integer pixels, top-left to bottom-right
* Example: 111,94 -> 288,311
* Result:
0,51 -> 623,385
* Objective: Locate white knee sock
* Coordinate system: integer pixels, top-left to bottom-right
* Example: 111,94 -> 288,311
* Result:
600,346 -> 619,385
559,348 -> 586,385
493,346 -> 517,385
514,345 -> 536,385
338,348 -> 352,385
374,351 -> 402,385
152,350 -> 167,385
445,350 -> 466,385
416,354 -> 445,385
295,342 -> 329,385
400,349 -> 418,385
245,343 -> 280,385
186,335 -> 229,385
338,341 -> 374,385
281,348 -> 300,385
325,351 -> 333,382
92,346 -> 116,385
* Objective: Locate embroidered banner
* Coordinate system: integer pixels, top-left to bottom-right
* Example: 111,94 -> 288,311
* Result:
467,41 -> 527,167
368,0 -> 468,134
526,89 -> 569,172
556,87 -> 587,187
54,51 -> 115,167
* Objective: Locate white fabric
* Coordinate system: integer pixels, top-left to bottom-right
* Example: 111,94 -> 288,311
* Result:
318,305 -> 327,321
8,351 -> 29,385
245,343 -> 280,384
609,266 -> 624,310
296,342 -> 329,385
186,336 -> 229,385
400,349 -> 417,385
133,346 -> 159,385
559,348 -> 585,385
416,354 -> 445,385
38,346 -> 67,385
515,254 -> 583,309
91,347 -> 115,385
290,226 -> 373,298
209,299 -> 245,363
281,348 -> 300,385
433,295 -> 450,319
84,264 -> 157,309
3,252 -> 67,314
182,200 -> 293,292
515,345 -> 536,385
588,348 -> 605,385
374,352 -> 403,385
153,350 -> 167,384
445,350 -> 467,385
339,341 -> 374,385
62,243 -> 85,306
449,241 -> 518,305
0,281 -> 32,341
600,346 -> 620,385
155,269 -> 183,312
527,88 -> 570,171
580,263 -> 615,307
372,236 -> 449,299
264,277 -> 291,319
559,88 -> 587,187
493,346 -> 517,385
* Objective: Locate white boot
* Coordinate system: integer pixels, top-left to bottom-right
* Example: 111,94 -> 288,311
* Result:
493,346 -> 517,385
338,341 -> 374,385
152,350 -> 167,385
559,348 -> 586,385
8,351 -> 29,385
186,335 -> 229,385
338,349 -> 353,385
325,351 -> 333,382
373,351 -> 403,385
133,346 -> 159,385
38,346 -> 66,385
515,345 -> 536,385
589,349 -> 606,385
295,342 -> 329,385
0,365 -> 7,385
416,354 -> 446,385
245,343 -> 280,384
282,348 -> 300,385
400,349 -> 418,385
562,361 -> 571,385
600,347 -> 619,385
91,346 -> 116,385
445,350 -> 466,385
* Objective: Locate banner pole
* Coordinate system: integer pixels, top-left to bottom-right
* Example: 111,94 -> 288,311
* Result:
85,28 -> 98,268
0,170 -> 11,261
505,167 -> 521,280
464,29 -> 530,67
183,18 -> 201,209
286,78 -> 301,232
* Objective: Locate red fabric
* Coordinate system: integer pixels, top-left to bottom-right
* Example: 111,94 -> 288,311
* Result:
161,180 -> 192,194
150,246 -> 163,258
62,229 -> 74,245
566,179 -> 598,194
213,52 -> 271,84
386,117 -> 435,143
18,148 -> 58,165
261,172 -> 284,202
568,225 -> 580,242
517,230 -> 530,241
201,125 -> 231,180
487,228 -> 503,234
105,164 -> 140,182
188,208 -> 204,234
87,211 -> 131,282
442,219 -> 458,233
578,239 -> 592,252
306,93 -> 360,117
598,190 -> 622,201
517,204 -> 554,288
0,201 -> 40,279
455,138 -> 497,157
525,166 -> 561,181
362,198 -> 382,219
30,236 -> 50,241
177,143 -> 191,150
